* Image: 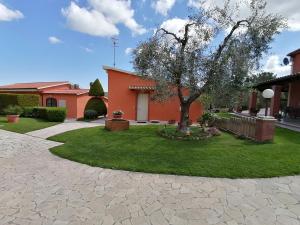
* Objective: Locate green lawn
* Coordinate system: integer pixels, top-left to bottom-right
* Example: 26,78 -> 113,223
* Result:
49,125 -> 300,178
0,116 -> 60,134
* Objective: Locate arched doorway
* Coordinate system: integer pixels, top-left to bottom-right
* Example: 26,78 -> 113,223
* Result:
46,98 -> 57,107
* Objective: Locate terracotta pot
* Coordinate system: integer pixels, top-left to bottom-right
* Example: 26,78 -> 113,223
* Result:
113,114 -> 122,119
7,115 -> 20,123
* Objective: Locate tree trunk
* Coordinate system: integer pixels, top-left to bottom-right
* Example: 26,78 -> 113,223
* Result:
178,103 -> 191,133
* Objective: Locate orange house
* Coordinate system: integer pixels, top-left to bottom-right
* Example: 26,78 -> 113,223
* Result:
103,66 -> 203,123
0,81 -> 95,119
251,48 -> 300,118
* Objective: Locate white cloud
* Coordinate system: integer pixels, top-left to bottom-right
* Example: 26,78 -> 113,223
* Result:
83,47 -> 93,53
62,0 -> 146,37
62,2 -> 119,37
263,55 -> 291,76
125,47 -> 133,55
152,0 -> 176,16
0,3 -> 24,22
188,0 -> 300,32
48,36 -> 62,44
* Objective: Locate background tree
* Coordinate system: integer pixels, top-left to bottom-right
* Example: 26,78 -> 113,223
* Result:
133,0 -> 285,132
89,79 -> 104,97
247,72 -> 276,86
246,72 -> 277,108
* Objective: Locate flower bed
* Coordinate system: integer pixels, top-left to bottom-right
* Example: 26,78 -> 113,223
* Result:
158,126 -> 213,141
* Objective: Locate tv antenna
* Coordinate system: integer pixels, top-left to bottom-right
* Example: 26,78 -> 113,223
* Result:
111,37 -> 118,67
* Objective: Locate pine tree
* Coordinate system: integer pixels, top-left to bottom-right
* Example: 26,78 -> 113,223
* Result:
89,79 -> 104,97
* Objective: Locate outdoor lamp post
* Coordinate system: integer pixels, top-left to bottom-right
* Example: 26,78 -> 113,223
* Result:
262,89 -> 274,117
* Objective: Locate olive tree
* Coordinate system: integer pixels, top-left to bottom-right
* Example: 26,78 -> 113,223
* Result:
133,0 -> 285,132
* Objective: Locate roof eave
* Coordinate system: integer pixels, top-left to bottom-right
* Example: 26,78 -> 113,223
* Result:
0,88 -> 38,92
102,65 -> 140,77
37,82 -> 70,90
287,48 -> 300,57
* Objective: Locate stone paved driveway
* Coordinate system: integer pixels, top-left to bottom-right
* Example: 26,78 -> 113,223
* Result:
26,121 -> 102,139
1,129 -> 300,225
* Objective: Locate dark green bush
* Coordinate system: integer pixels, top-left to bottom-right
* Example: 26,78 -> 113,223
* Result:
22,107 -> 35,117
3,105 -> 23,115
85,97 -> 107,116
32,107 -> 48,119
31,107 -> 66,122
0,94 -> 39,113
46,107 -> 66,122
84,109 -> 98,120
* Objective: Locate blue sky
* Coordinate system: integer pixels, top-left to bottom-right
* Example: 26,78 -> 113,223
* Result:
0,0 -> 299,91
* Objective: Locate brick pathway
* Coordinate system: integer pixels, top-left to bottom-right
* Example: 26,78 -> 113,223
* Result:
1,129 -> 300,225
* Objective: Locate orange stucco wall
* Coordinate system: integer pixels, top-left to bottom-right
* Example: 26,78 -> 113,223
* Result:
42,93 -> 92,119
106,69 -> 203,122
42,94 -> 77,118
292,54 -> 300,74
76,94 -> 93,119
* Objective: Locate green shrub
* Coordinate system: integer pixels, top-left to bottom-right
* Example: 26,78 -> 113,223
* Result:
85,97 -> 107,116
31,107 -> 66,122
3,105 -> 23,115
46,107 -> 66,122
22,107 -> 35,117
32,107 -> 48,119
0,94 -> 39,113
198,112 -> 217,127
84,109 -> 98,120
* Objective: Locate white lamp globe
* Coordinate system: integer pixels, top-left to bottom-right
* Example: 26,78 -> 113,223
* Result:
262,89 -> 274,99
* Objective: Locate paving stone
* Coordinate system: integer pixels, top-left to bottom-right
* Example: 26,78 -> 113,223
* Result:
1,128 -> 300,225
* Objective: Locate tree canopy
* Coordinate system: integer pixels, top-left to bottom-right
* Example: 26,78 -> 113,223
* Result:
89,79 -> 104,97
133,0 -> 286,132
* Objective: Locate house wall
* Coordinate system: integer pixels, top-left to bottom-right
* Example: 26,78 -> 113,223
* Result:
0,84 -> 90,119
292,54 -> 300,74
42,94 -> 78,119
288,80 -> 300,108
76,94 -> 93,119
106,69 -> 203,122
0,84 -> 72,106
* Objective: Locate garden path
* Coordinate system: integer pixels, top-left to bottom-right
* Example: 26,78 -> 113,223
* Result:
1,129 -> 300,225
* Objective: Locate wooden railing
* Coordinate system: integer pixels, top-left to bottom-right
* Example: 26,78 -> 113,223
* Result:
215,116 -> 257,140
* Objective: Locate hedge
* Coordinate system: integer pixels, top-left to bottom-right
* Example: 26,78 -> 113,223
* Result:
0,93 -> 39,114
27,107 -> 66,122
22,107 -> 35,117
85,97 -> 107,116
46,108 -> 66,122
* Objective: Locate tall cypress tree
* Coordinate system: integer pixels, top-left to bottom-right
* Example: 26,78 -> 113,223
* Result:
89,79 -> 104,97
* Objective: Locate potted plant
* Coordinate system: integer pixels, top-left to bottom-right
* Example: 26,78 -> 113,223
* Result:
112,110 -> 124,119
4,105 -> 23,123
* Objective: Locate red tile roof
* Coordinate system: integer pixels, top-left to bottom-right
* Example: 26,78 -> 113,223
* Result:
42,89 -> 89,95
0,81 -> 69,90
